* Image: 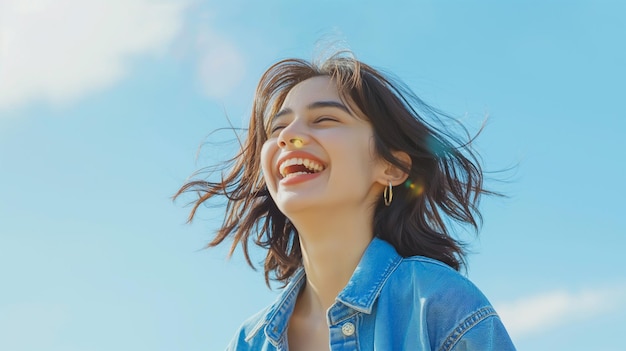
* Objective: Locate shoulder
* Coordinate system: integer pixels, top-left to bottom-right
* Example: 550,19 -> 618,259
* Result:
379,256 -> 515,350
389,255 -> 486,299
390,255 -> 492,312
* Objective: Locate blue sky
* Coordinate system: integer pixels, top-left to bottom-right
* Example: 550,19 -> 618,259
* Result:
1,1 -> 625,350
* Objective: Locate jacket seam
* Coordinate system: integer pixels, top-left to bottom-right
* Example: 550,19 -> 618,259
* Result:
437,306 -> 498,351
244,319 -> 267,343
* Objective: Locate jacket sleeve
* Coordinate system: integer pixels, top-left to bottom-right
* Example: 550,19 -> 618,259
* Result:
447,314 -> 516,351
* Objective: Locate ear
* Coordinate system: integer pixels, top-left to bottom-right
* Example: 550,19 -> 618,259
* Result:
376,151 -> 411,186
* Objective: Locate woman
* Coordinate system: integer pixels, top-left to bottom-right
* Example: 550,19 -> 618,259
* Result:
176,52 -> 516,350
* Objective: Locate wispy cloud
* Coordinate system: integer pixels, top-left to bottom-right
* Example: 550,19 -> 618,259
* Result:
196,29 -> 246,100
0,0 -> 189,110
496,285 -> 626,340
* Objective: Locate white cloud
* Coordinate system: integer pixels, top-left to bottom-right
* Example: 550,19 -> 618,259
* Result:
196,29 -> 246,100
496,286 -> 626,340
0,0 -> 189,110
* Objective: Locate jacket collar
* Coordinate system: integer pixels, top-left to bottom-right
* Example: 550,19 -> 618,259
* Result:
261,268 -> 306,345
254,237 -> 402,345
335,237 -> 402,314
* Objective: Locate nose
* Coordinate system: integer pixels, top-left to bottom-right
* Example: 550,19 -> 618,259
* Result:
277,119 -> 309,149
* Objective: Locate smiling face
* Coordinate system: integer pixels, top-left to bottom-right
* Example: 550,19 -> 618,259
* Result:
260,76 -> 387,217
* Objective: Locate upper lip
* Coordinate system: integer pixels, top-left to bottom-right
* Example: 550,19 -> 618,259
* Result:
276,151 -> 326,178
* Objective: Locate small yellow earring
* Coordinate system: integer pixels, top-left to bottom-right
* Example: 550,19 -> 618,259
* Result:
290,138 -> 303,148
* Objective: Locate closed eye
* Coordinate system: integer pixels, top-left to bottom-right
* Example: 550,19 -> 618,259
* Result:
269,125 -> 286,136
315,116 -> 338,123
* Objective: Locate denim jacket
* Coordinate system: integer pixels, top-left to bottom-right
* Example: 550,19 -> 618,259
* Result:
227,238 -> 516,350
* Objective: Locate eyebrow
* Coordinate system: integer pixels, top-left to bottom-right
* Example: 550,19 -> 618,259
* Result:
273,100 -> 353,120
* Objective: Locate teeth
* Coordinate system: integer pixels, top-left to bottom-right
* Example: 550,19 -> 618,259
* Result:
279,157 -> 324,177
283,171 -> 309,179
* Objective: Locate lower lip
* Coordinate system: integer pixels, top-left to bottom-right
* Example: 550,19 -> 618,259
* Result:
279,171 -> 323,186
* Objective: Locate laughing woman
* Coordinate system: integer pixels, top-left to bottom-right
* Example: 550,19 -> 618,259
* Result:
176,52 -> 516,350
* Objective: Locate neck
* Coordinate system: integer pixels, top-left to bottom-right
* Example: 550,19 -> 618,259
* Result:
290,205 -> 375,314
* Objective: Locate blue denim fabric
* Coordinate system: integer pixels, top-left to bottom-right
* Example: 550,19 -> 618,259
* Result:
226,238 -> 516,350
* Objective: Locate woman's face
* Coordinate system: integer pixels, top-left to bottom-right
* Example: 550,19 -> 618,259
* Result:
260,76 -> 387,216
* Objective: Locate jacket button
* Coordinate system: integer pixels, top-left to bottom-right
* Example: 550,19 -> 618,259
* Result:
341,322 -> 355,336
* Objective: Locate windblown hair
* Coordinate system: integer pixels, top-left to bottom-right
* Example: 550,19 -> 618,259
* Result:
175,52 -> 492,286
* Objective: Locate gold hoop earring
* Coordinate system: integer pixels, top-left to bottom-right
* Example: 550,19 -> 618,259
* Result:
384,181 -> 393,206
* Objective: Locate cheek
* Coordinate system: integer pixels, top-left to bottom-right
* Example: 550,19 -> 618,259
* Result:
260,142 -> 277,189
343,133 -> 378,169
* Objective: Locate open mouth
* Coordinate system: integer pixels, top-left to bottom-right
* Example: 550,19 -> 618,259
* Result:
279,157 -> 325,179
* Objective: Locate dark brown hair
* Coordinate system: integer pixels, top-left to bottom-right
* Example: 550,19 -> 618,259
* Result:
175,52 -> 492,286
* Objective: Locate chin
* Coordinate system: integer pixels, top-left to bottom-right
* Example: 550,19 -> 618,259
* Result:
274,192 -> 327,217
